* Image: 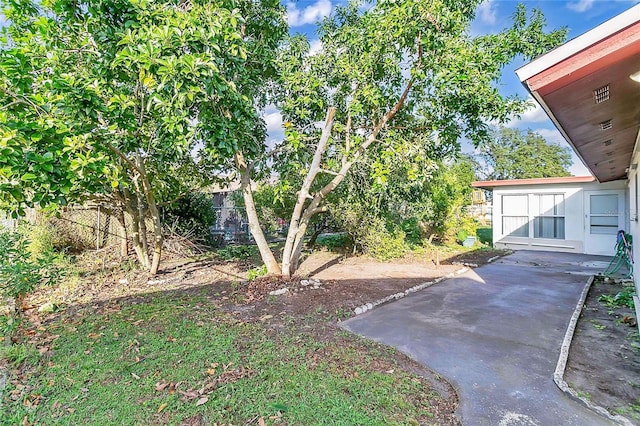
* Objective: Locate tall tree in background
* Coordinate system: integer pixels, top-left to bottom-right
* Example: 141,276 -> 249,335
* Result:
237,0 -> 567,277
0,0 -> 286,274
476,126 -> 573,180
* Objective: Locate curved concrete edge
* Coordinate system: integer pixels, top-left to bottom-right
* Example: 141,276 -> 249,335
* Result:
352,267 -> 469,316
554,275 -> 634,426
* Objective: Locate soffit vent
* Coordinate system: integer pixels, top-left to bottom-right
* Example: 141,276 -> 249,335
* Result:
594,85 -> 610,103
600,119 -> 612,130
603,139 -> 613,146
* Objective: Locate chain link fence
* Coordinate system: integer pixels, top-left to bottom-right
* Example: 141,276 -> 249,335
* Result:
50,206 -> 128,250
1,204 -> 253,251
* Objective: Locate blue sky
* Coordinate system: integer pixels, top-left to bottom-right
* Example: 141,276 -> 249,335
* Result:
267,0 -> 640,176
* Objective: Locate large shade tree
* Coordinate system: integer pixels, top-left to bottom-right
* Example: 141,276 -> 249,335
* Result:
476,126 -> 573,180
0,0 -> 286,273
235,0 -> 567,277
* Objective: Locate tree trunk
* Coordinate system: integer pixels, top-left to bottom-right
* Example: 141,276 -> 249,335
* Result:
281,108 -> 336,277
234,151 -> 281,275
307,224 -> 325,249
118,209 -> 128,258
134,184 -> 149,260
124,189 -> 150,269
136,155 -> 163,275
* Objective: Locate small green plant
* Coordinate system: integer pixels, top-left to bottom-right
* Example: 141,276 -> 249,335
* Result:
0,226 -> 64,348
599,286 -> 636,309
576,390 -> 592,400
476,227 -> 492,246
0,231 -> 48,299
247,264 -> 267,281
216,244 -> 258,261
590,320 -> 606,330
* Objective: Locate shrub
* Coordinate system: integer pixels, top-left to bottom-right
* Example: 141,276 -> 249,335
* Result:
22,222 -> 56,258
216,244 -> 258,261
316,233 -> 352,250
363,222 -> 407,261
400,218 -> 424,247
0,227 -> 62,302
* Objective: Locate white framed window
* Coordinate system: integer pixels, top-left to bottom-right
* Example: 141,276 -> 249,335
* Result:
502,195 -> 529,237
501,193 -> 566,240
533,194 -> 565,239
589,194 -> 619,235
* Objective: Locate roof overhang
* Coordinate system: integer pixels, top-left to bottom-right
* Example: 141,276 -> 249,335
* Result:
472,176 -> 595,190
516,4 -> 640,183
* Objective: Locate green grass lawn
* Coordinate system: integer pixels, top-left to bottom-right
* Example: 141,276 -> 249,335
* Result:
2,294 -> 443,425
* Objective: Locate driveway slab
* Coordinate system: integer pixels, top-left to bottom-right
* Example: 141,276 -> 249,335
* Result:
340,251 -> 616,425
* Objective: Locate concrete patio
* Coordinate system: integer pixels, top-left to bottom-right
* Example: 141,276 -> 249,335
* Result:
340,251 -> 617,425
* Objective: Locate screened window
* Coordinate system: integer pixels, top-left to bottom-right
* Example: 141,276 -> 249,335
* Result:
589,194 -> 619,235
533,194 -> 565,239
502,195 -> 529,237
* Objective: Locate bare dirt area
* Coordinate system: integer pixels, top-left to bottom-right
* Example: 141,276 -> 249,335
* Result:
565,276 -> 640,423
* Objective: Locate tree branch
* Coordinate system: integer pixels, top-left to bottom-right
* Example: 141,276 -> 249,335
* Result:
319,169 -> 339,176
103,141 -> 144,176
0,88 -> 45,116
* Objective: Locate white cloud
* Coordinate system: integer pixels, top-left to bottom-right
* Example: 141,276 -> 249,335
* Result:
264,111 -> 283,134
567,0 -> 595,13
506,101 -> 549,127
309,39 -> 323,55
477,1 -> 497,25
534,128 -> 566,146
262,106 -> 285,144
287,0 -> 332,27
569,158 -> 592,176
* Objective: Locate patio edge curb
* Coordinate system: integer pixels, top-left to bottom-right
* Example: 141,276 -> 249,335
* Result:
352,267 -> 469,316
554,275 -> 634,426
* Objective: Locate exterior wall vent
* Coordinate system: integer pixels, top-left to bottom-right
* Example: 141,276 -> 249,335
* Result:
594,85 -> 610,103
600,119 -> 612,130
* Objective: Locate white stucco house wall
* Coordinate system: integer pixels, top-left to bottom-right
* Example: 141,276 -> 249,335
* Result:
473,176 -> 628,256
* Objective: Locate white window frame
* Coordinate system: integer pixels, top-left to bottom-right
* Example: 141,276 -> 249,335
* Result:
501,193 -> 566,240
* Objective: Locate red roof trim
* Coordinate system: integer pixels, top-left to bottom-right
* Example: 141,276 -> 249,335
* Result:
472,176 -> 595,188
526,22 -> 640,95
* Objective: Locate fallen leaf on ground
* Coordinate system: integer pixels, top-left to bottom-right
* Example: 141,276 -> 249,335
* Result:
157,403 -> 167,413
155,382 -> 170,392
195,396 -> 209,406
